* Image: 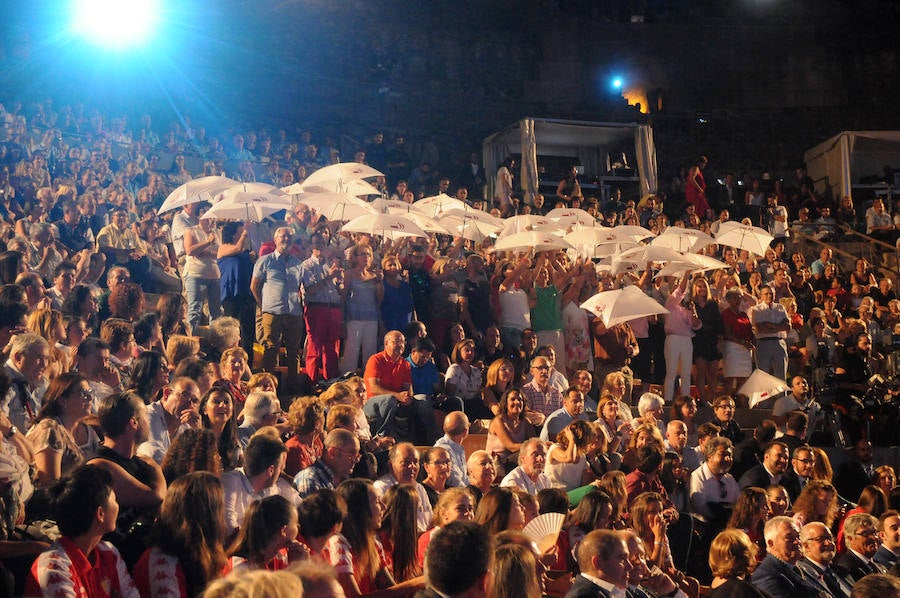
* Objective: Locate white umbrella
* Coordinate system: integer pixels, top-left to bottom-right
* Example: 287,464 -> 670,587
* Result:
651,226 -> 715,253
370,198 -> 426,214
492,231 -> 573,253
283,178 -> 382,198
158,175 -> 237,214
341,213 -> 428,240
439,208 -> 503,229
499,215 -> 557,237
394,211 -> 451,235
202,182 -> 291,222
740,368 -> 790,408
565,225 -> 652,246
301,162 -> 384,187
580,285 -> 670,328
617,244 -> 686,265
296,192 -> 376,222
546,207 -> 596,226
653,253 -> 729,278
714,221 -> 774,256
413,193 -> 469,217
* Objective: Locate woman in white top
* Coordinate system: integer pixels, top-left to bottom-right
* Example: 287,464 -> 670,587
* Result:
182,215 -> 221,331
445,339 -> 489,420
496,258 -> 533,350
545,421 -> 597,491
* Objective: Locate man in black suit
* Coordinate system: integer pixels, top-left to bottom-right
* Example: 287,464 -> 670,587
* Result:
751,516 -> 828,598
798,521 -> 852,598
417,521 -> 491,598
739,441 -> 793,493
874,510 -> 900,569
779,411 -> 809,455
781,444 -> 816,502
566,529 -> 632,598
832,513 -> 887,583
730,419 -> 777,480
835,439 -> 875,503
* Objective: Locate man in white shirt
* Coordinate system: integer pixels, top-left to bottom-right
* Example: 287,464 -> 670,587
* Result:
500,437 -> 551,494
749,285 -> 790,381
689,437 -> 740,522
137,377 -> 201,464
221,433 -> 287,535
373,442 -> 433,533
434,411 -> 469,487
772,376 -> 820,435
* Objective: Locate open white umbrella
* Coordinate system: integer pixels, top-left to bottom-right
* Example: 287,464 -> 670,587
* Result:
370,198 -> 426,214
341,213 -> 428,240
301,162 -> 384,187
296,192 -> 376,222
413,193 -> 469,217
201,182 -> 291,222
393,211 -> 451,235
158,175 -> 237,214
651,226 -> 715,253
653,253 -> 729,278
617,244 -> 686,265
499,214 -> 557,237
714,221 -> 774,256
566,225 -> 652,246
740,368 -> 790,408
580,285 -> 670,328
546,207 -> 596,226
492,231 -> 573,253
283,178 -> 382,198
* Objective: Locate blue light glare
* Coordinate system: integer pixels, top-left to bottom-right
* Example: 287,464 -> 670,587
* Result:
70,0 -> 160,48
611,77 -> 624,89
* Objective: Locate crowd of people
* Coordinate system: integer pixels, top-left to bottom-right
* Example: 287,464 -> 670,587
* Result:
0,99 -> 899,597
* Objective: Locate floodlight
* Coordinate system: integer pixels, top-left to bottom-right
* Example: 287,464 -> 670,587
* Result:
611,77 -> 624,90
71,0 -> 160,48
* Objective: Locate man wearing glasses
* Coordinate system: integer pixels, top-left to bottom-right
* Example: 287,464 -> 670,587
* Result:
521,356 -> 562,422
798,522 -> 853,598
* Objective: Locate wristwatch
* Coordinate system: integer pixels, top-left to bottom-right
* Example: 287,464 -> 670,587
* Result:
4,426 -> 18,439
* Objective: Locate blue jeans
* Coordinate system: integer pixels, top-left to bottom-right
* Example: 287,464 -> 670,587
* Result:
363,394 -> 438,443
184,276 -> 221,331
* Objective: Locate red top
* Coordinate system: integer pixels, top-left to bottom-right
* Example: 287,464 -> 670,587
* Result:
364,351 -> 412,399
26,537 -> 138,598
284,434 -> 324,477
721,307 -> 753,344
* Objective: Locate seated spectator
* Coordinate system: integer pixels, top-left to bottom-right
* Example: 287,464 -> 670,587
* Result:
225,494 -> 306,574
378,484 -> 424,583
415,486 -> 476,567
466,449 -> 497,504
76,338 -> 121,410
545,420 -> 597,492
292,428 -> 360,498
25,465 -> 136,597
172,356 -> 215,397
689,436 -> 740,522
283,395 -> 324,478
2,332 -> 50,431
133,472 -> 228,597
833,513 -> 887,581
540,387 -> 588,442
160,427 -> 221,482
500,437 -> 551,494
568,529 -> 632,598
486,389 -> 537,472
221,431 -> 287,536
297,488 -> 347,560
137,376 -> 201,464
706,529 -> 765,598
420,446 -> 453,507
99,318 -> 136,380
751,516 -> 824,598
237,390 -> 283,448
797,521 -> 853,598
433,410 -> 469,488
372,442 -> 433,534
362,330 -> 417,441
474,487 -> 526,534
26,372 -> 100,487
521,355 -> 562,423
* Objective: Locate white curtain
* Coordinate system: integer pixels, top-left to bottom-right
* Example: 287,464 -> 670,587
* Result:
520,119 -> 539,206
634,125 -> 657,196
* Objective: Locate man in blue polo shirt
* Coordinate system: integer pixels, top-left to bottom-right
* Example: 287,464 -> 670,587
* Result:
406,337 -> 460,444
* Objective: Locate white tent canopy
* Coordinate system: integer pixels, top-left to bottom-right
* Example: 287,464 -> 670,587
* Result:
804,130 -> 900,200
482,118 -> 657,203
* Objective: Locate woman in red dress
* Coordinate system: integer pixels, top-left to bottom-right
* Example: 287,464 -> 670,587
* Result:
685,155 -> 710,219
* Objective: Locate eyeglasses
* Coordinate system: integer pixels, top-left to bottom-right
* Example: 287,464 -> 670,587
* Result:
533,365 -> 550,371
806,535 -> 834,543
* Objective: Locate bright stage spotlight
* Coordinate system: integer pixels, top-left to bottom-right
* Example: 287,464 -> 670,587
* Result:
70,0 -> 160,48
611,77 -> 624,90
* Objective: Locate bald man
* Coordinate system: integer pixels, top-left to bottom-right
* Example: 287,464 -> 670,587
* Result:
435,411 -> 470,487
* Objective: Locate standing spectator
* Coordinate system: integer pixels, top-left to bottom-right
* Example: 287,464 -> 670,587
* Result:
663,273 -> 701,403
250,227 -> 305,393
217,221 -> 255,358
181,213 -> 221,331
340,242 -> 379,377
685,155 -> 710,219
749,285 -> 791,381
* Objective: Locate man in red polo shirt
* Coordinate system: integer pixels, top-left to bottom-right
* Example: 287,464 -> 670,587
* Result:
363,330 -> 414,440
